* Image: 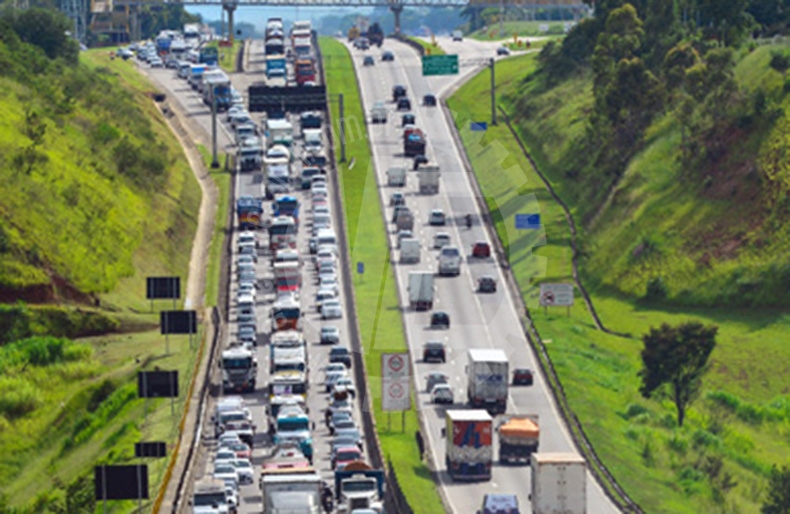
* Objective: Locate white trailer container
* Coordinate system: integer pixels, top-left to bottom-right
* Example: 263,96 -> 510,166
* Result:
466,348 -> 509,414
400,238 -> 420,263
530,452 -> 587,514
408,271 -> 434,310
417,164 -> 440,194
386,166 -> 407,187
261,472 -> 322,514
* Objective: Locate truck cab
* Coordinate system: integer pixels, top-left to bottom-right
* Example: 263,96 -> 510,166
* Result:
191,479 -> 232,514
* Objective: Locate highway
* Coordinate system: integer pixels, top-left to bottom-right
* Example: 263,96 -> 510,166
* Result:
140,37 -> 371,514
347,38 -> 621,513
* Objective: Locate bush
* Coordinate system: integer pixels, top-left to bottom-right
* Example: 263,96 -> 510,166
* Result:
644,276 -> 669,300
691,428 -> 721,449
667,433 -> 689,455
0,376 -> 42,418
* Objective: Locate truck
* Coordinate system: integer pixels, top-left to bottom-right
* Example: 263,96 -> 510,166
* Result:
267,119 -> 294,147
334,463 -> 385,514
202,72 -> 232,111
199,46 -> 219,66
347,26 -> 360,41
417,164 -> 440,194
295,59 -> 316,86
260,466 -> 321,514
497,415 -> 540,464
265,159 -> 291,199
293,37 -> 312,58
400,238 -> 420,264
386,166 -> 406,187
408,271 -> 434,310
444,409 -> 493,481
236,196 -> 263,230
187,64 -> 207,90
155,33 -> 172,55
466,349 -> 509,414
221,346 -> 257,393
530,453 -> 587,514
266,54 -> 287,79
404,127 -> 427,157
367,22 -> 384,47
273,410 -> 313,463
191,478 -> 231,514
183,23 -> 201,42
265,37 -> 284,56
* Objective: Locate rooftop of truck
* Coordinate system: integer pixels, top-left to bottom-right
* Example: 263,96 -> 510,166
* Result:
532,452 -> 585,464
467,348 -> 508,363
446,409 -> 492,422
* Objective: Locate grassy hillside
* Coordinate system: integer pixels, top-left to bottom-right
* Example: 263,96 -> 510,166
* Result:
449,47 -> 790,513
0,37 -> 200,314
469,20 -> 569,40
408,36 -> 446,55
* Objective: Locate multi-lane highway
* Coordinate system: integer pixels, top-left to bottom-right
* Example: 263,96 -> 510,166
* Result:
347,38 -> 620,513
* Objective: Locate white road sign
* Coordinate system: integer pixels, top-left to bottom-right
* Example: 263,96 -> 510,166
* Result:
539,283 -> 574,307
382,353 -> 409,379
382,377 -> 411,412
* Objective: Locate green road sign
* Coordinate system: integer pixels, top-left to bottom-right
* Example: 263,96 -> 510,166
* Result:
422,54 -> 459,76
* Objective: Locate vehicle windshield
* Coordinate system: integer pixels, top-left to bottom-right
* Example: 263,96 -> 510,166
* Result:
222,357 -> 253,369
194,492 -> 227,505
277,418 -> 309,432
269,223 -> 296,236
442,248 -> 460,257
273,307 -> 300,319
273,361 -> 306,372
337,450 -> 360,461
343,480 -> 376,493
220,412 -> 247,423
270,382 -> 307,395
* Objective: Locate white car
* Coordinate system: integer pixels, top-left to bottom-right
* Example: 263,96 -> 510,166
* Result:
226,105 -> 246,122
149,57 -> 164,68
316,250 -> 336,270
215,449 -> 237,463
316,288 -> 337,312
213,463 -> 240,487
230,458 -> 254,484
317,267 -> 337,285
332,377 -> 356,397
433,232 -> 451,249
319,275 -> 339,296
237,282 -> 256,299
224,485 -> 239,511
237,254 -> 256,265
238,270 -> 256,283
321,299 -> 343,319
325,367 -> 348,392
218,433 -> 243,447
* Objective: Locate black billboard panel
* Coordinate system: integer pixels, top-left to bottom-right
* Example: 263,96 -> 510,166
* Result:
134,441 -> 167,458
248,84 -> 327,114
94,465 -> 149,500
146,276 -> 180,300
160,310 -> 197,335
137,370 -> 179,398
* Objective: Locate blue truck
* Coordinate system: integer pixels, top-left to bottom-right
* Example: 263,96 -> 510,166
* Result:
199,46 -> 219,66
265,54 -> 287,79
236,196 -> 263,230
155,34 -> 172,55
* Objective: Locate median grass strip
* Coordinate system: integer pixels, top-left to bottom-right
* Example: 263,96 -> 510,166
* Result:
320,36 -> 444,514
408,36 -> 446,55
450,52 -> 790,513
198,145 -> 231,307
206,40 -> 242,73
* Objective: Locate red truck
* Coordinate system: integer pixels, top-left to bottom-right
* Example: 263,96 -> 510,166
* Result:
296,59 -> 316,85
404,127 -> 426,157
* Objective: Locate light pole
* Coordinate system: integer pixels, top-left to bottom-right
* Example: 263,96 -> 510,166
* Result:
210,86 -> 219,169
490,58 -> 496,126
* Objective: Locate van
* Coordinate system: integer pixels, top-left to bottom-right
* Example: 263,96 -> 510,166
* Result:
303,129 -> 322,152
316,230 -> 337,249
235,124 -> 257,146
237,295 -> 256,322
452,30 -> 463,42
438,246 -> 462,276
177,61 -> 191,78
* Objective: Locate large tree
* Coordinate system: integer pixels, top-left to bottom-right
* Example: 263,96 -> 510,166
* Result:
638,322 -> 718,427
762,463 -> 790,514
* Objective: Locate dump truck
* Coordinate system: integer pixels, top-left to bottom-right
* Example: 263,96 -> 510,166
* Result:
334,463 -> 385,514
531,453 -> 587,514
408,271 -> 434,310
444,409 -> 493,481
417,164 -> 440,194
386,166 -> 407,187
404,128 -> 426,157
466,348 -> 509,414
498,415 -> 539,464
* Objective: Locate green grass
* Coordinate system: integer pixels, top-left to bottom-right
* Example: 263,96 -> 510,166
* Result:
469,20 -> 570,40
504,35 -> 563,52
408,36 -> 446,55
198,145 -> 231,307
205,40 -> 242,73
450,50 -> 790,513
320,36 -> 444,514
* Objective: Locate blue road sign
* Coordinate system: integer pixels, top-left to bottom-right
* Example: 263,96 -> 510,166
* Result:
471,122 -> 487,131
515,214 -> 541,230
357,262 -> 364,274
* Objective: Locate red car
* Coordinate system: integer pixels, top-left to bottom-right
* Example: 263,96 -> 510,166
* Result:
472,241 -> 491,258
225,441 -> 252,460
332,446 -> 363,470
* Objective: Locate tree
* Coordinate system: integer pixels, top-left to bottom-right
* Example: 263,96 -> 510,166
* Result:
638,322 -> 718,427
592,4 -> 645,95
2,8 -> 78,64
762,463 -> 790,514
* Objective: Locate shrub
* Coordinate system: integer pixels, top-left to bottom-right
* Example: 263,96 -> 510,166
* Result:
667,433 -> 689,455
644,276 -> 669,300
0,376 -> 42,418
692,428 -> 721,449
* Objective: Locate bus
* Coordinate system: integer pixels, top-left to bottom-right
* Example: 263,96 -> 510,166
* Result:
272,195 -> 300,224
268,216 -> 297,250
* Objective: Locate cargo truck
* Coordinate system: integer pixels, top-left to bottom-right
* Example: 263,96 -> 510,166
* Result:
444,409 -> 493,481
400,238 -> 420,263
220,346 -> 257,393
417,164 -> 440,194
334,463 -> 385,514
498,415 -> 540,464
260,467 -> 321,514
236,196 -> 263,230
466,349 -> 509,414
386,166 -> 407,187
408,271 -> 434,310
530,453 -> 586,514
199,46 -> 218,66
266,54 -> 287,78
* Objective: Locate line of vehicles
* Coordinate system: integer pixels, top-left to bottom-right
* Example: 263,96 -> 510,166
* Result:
192,19 -> 386,514
264,18 -> 318,87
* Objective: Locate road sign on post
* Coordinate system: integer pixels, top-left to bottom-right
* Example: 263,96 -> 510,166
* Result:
539,283 -> 574,316
422,54 -> 459,76
382,353 -> 411,413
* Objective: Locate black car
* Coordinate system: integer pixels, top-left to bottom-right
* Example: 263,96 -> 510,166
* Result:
422,341 -> 446,363
430,311 -> 450,329
301,111 -> 322,129
363,55 -> 375,66
413,154 -> 428,170
382,51 -> 395,61
401,113 -> 415,127
392,84 -> 407,101
390,192 -> 406,207
423,94 -> 437,106
329,346 -> 352,368
478,276 -> 497,293
396,98 -> 411,111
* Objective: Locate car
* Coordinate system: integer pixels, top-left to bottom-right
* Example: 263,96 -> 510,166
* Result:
224,484 -> 239,512
430,310 -> 450,329
117,47 -> 134,59
329,346 -> 352,368
222,441 -> 252,460
433,232 -> 451,249
327,410 -> 354,430
426,371 -> 449,392
390,192 -> 405,207
472,241 -> 492,258
429,209 -> 446,226
215,448 -> 238,463
478,493 -> 520,514
478,276 -> 497,293
382,51 -> 395,61
413,154 -> 429,170
396,229 -> 413,248
401,112 -> 416,127
324,367 -> 348,393
165,56 -> 180,69
319,275 -> 340,296
431,384 -> 454,404
396,98 -> 411,111
319,326 -> 340,346
226,105 -> 246,122
332,446 -> 363,470
497,46 -> 511,56
317,267 -> 338,284
237,282 -> 256,300
229,458 -> 255,484
512,368 -> 534,386
392,84 -> 407,101
238,324 -> 257,346
333,427 -> 363,449
327,395 -> 354,417
149,57 -> 164,68
331,435 -> 363,455
237,270 -> 256,285
363,55 -> 375,66
316,249 -> 336,270
452,30 -> 463,42
213,463 -> 240,487
218,433 -> 243,448
422,341 -> 446,363
303,81 -> 317,87
423,94 -> 437,106
316,289 -> 337,312
331,418 -> 357,434
332,377 -> 356,398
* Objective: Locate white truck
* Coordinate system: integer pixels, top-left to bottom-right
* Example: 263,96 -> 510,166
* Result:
334,467 -> 385,514
408,271 -> 434,311
267,118 -> 294,147
261,472 -> 322,514
400,238 -> 420,263
386,166 -> 407,187
437,246 -> 462,276
221,346 -> 257,394
466,348 -> 509,414
191,479 -> 232,514
530,453 -> 587,514
417,164 -> 440,194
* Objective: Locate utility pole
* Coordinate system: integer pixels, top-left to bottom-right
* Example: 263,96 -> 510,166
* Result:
490,58 -> 496,126
338,93 -> 346,163
499,0 -> 504,37
211,87 -> 219,169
